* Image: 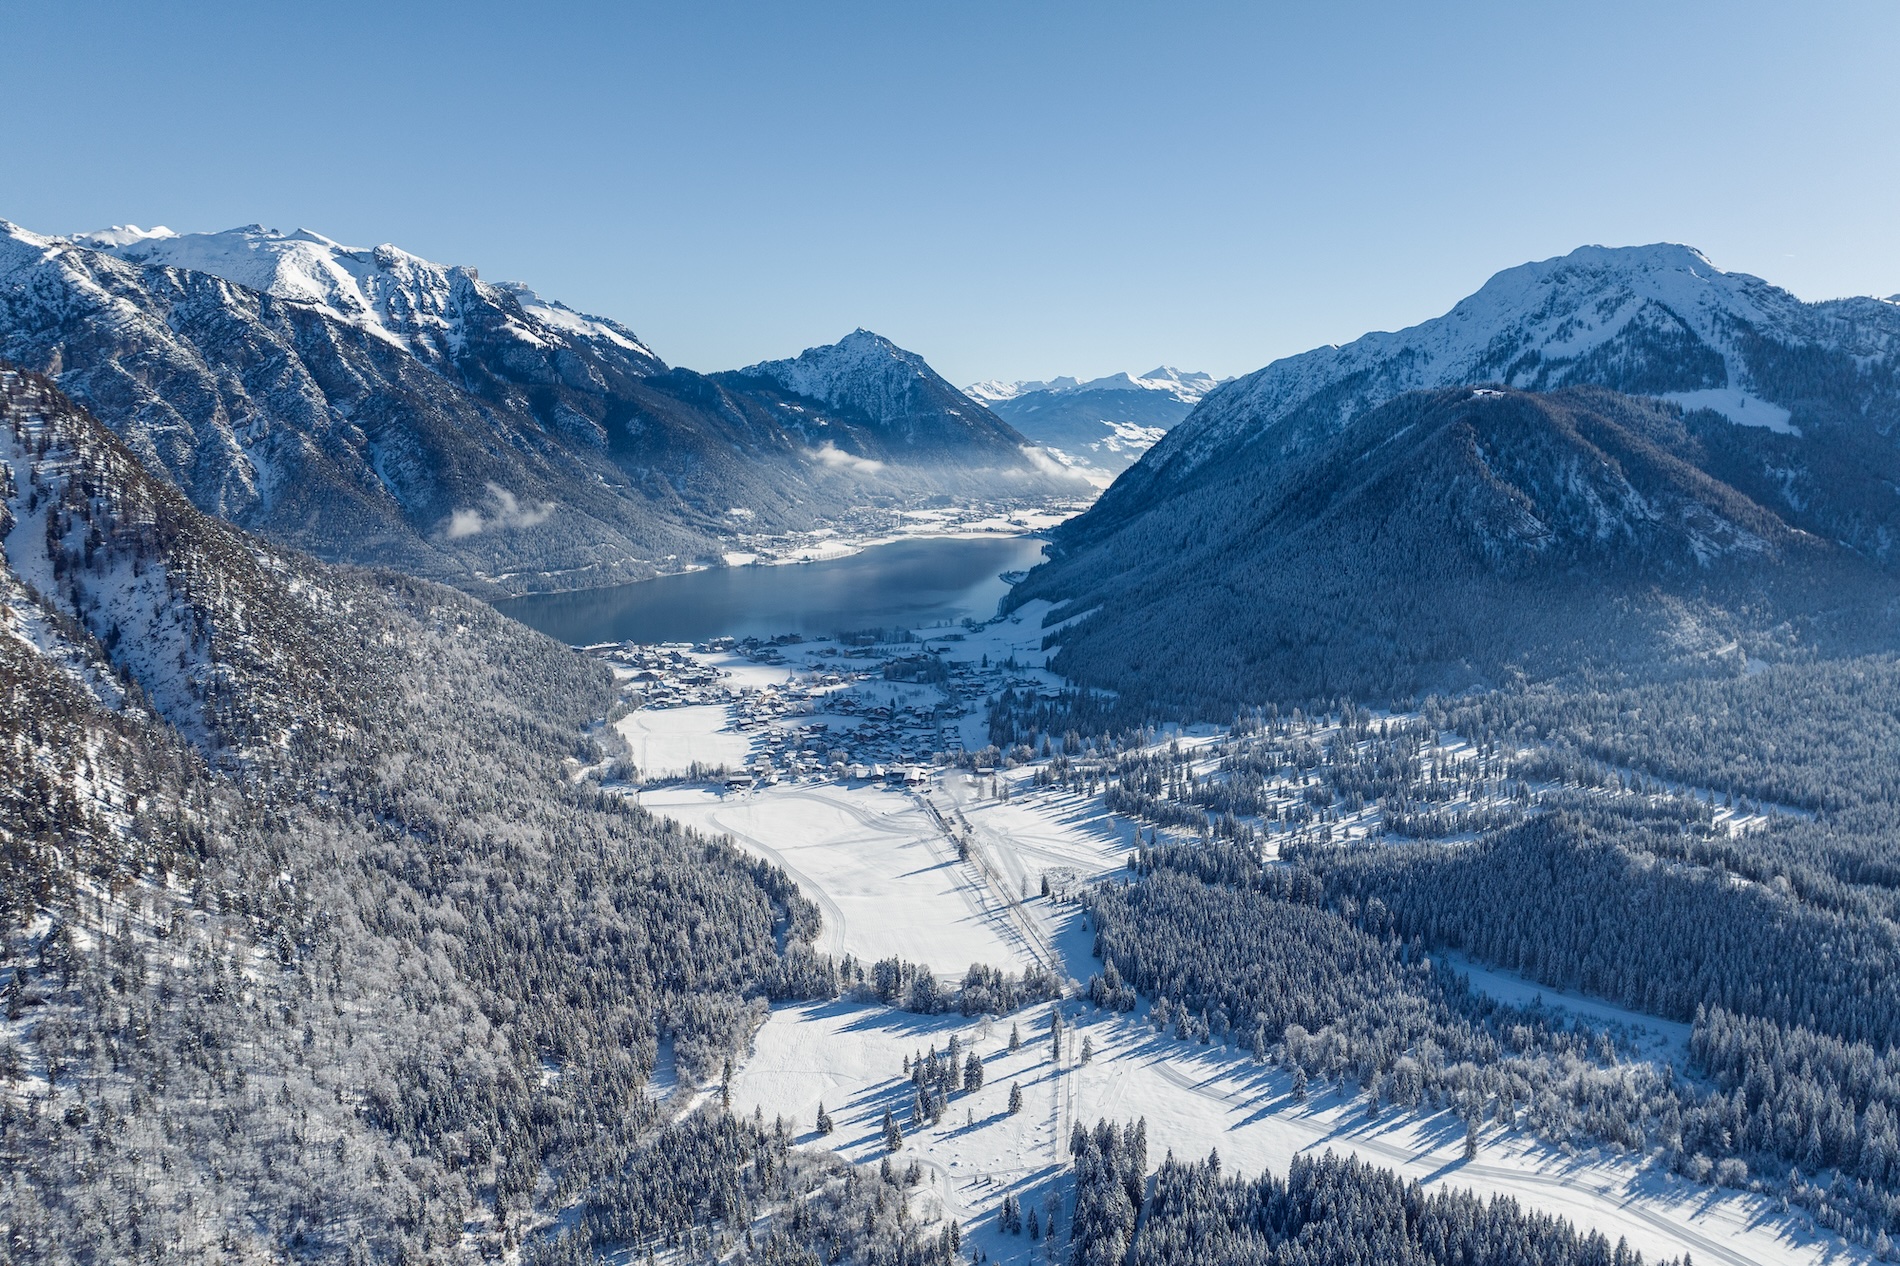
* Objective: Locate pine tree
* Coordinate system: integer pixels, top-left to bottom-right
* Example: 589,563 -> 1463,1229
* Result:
1008,1082 -> 1024,1114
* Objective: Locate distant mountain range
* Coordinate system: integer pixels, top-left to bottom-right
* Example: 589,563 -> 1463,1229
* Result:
0,221 -> 1078,597
1015,244 -> 1900,708
967,367 -> 1219,474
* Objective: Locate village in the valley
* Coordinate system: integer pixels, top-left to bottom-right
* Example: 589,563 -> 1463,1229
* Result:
561,600 -> 1819,1266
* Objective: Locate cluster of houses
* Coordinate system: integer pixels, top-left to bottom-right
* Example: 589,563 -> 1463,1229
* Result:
592,629 -> 1070,797
602,644 -> 727,708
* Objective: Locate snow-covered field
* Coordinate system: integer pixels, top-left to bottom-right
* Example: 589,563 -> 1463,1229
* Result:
616,641 -> 1870,1266
1450,952 -> 1694,1069
730,997 -> 1861,1266
642,783 -> 1031,969
614,705 -> 752,778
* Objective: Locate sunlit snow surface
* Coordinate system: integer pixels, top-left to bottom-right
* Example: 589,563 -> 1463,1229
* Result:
621,619 -> 1873,1266
61,223 -> 658,362
1662,387 -> 1799,433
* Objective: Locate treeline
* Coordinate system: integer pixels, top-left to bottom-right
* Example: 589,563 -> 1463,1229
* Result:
1088,841 -> 1900,1244
1305,812 -> 1900,1051
523,1111 -> 960,1266
1442,655 -> 1900,814
769,946 -> 1060,1017
1065,1123 -> 1689,1266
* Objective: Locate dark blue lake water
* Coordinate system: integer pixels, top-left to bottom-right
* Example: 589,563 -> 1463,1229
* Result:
493,535 -> 1047,645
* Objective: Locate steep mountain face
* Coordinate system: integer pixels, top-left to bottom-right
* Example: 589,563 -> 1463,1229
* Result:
0,367 -> 807,1256
969,367 -> 1217,474
1013,386 -> 1897,709
0,222 -> 1073,597
1094,245 -> 1900,559
730,329 -> 1038,461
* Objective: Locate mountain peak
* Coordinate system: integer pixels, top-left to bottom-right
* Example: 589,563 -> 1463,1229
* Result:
59,222 -> 661,363
734,330 -> 1058,462
740,329 -> 945,410
965,367 -> 1221,476
1141,242 -> 1874,488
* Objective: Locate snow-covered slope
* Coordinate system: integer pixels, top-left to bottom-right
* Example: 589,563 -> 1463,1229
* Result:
0,222 -> 1076,596
1071,245 -> 1900,568
734,329 -> 1046,461
971,367 -> 1219,473
0,365 -> 364,757
1142,244 -> 1900,489
74,223 -> 663,368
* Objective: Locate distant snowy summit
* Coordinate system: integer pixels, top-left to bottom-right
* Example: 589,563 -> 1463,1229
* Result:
65,222 -> 663,370
966,367 -> 1222,475
965,366 -> 1218,406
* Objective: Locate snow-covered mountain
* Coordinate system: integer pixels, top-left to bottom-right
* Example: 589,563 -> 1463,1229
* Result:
73,223 -> 666,370
0,221 -> 1072,596
1082,244 -> 1900,556
967,366 -> 1218,405
1015,383 -> 1898,706
732,329 -> 1039,460
1017,245 -> 1900,706
967,367 -> 1219,473
1130,244 -> 1900,493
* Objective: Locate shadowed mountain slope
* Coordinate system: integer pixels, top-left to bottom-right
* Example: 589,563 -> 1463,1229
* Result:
1013,386 -> 1899,709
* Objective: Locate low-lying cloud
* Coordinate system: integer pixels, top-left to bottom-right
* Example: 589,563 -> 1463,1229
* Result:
1019,445 -> 1076,478
807,443 -> 885,475
442,482 -> 557,539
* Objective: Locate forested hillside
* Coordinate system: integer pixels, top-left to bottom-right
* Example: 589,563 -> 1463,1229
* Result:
0,368 -> 843,1259
1014,385 -> 1896,710
1069,1123 -> 1688,1266
990,661 -> 1900,1250
0,223 -> 1073,599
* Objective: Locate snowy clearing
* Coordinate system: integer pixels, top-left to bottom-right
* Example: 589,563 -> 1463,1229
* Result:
641,783 -> 1032,971
614,705 -> 752,778
734,999 -> 1869,1266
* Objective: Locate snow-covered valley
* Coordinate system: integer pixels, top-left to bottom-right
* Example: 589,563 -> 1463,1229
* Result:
581,617 -> 1876,1266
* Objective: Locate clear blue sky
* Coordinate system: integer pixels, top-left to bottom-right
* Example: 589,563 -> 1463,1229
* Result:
4,1 -> 1896,385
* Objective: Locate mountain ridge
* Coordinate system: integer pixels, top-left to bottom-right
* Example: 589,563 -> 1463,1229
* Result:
0,220 -> 1075,598
1022,244 -> 1900,707
1116,243 -> 1900,517
1014,383 -> 1900,708
967,366 -> 1219,475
